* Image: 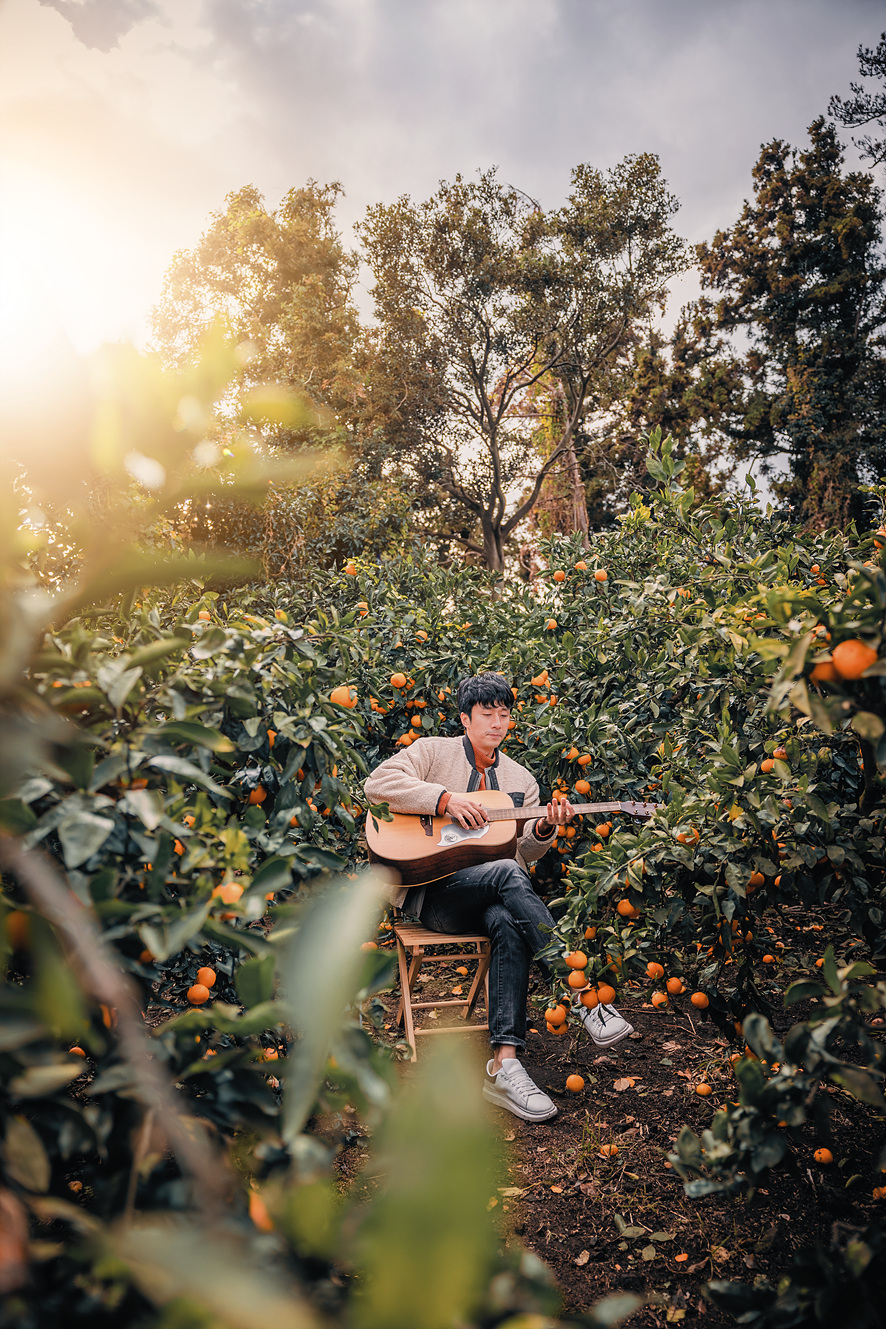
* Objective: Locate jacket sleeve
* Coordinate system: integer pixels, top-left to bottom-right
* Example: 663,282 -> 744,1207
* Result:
515,772 -> 556,863
363,743 -> 448,816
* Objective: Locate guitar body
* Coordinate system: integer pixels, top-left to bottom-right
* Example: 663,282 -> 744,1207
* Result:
366,790 -> 520,886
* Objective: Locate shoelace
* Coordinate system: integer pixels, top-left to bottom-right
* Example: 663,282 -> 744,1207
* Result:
499,1061 -> 542,1102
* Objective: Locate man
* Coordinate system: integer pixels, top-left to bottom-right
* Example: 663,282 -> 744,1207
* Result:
364,672 -> 635,1122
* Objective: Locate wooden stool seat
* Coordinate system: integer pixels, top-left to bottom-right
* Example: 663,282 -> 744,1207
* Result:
393,921 -> 491,1061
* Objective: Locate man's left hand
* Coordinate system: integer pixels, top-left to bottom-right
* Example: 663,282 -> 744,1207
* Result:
536,800 -> 576,835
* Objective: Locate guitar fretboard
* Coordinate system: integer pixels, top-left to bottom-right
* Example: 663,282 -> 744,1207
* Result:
484,800 -> 656,822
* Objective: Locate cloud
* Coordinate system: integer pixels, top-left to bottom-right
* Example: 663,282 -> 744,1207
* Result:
38,0 -> 160,51
3,0 -> 883,350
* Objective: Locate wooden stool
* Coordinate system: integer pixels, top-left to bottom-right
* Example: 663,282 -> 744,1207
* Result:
393,921 -> 491,1061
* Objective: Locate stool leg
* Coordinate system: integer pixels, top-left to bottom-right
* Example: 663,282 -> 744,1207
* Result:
396,942 -> 421,1062
464,941 -> 491,1019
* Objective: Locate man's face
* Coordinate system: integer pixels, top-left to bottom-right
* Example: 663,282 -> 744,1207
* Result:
461,702 -> 511,752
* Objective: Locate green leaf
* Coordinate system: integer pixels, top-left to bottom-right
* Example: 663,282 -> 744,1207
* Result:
830,1065 -> 886,1108
3,1116 -> 51,1191
128,638 -> 189,668
153,721 -> 236,752
851,711 -> 885,743
147,755 -> 230,797
279,876 -> 385,1142
139,901 -> 212,963
110,1218 -> 315,1329
0,798 -> 38,835
8,1064 -> 81,1099
236,954 -> 277,1007
58,813 -> 115,868
251,856 -> 295,895
351,1043 -> 496,1329
120,788 -> 164,830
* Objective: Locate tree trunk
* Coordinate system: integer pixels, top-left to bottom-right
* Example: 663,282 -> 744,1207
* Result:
564,439 -> 590,546
480,515 -> 506,574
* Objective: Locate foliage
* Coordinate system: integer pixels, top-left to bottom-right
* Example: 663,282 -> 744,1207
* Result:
690,119 -> 886,528
358,160 -> 688,570
829,30 -> 886,169
2,340 -> 652,1328
152,182 -> 362,444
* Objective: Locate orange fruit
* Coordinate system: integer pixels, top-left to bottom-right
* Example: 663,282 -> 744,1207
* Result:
575,560 -> 588,571
594,569 -> 608,582
196,966 -> 216,988
330,684 -> 358,708
545,1005 -> 568,1026
553,570 -> 566,582
138,949 -> 154,965
411,715 -> 422,728
646,961 -> 665,980
545,618 -> 557,630
5,911 -> 30,950
248,785 -> 268,805
584,926 -> 597,940
580,989 -> 599,1009
187,983 -> 211,1005
616,899 -> 639,919
695,1083 -> 712,1097
762,954 -> 776,964
183,814 -> 196,828
810,660 -> 839,684
564,951 -> 587,970
198,610 -> 210,621
832,639 -> 878,679
665,977 -> 683,995
773,746 -> 787,760
361,941 -> 378,951
690,992 -> 709,1009
567,969 -> 587,989
69,1046 -> 86,1057
596,983 -> 616,1006
343,563 -> 357,576
599,1143 -> 618,1157
595,822 -> 610,836
565,1074 -> 585,1093
651,991 -> 669,1009
173,839 -> 185,855
813,1147 -> 833,1165
575,778 -> 590,794
760,759 -> 775,773
212,882 -> 244,905
248,1190 -> 275,1232
390,672 -> 407,688
267,730 -> 277,747
748,871 -> 765,888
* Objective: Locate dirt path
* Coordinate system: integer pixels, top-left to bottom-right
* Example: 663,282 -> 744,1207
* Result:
374,939 -> 886,1326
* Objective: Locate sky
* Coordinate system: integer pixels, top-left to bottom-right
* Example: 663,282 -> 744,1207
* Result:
1,0 -> 883,375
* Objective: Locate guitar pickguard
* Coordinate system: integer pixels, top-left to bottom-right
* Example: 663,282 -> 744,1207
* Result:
437,822 -> 491,847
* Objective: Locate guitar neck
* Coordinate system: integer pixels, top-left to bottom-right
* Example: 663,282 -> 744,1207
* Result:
485,801 -> 651,822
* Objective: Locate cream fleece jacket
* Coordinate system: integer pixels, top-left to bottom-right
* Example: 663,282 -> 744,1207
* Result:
363,735 -> 556,908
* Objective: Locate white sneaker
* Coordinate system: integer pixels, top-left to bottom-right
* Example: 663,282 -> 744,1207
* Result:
482,1058 -> 558,1122
575,1002 -> 634,1047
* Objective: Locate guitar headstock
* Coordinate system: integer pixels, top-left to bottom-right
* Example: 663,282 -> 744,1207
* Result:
618,801 -> 660,819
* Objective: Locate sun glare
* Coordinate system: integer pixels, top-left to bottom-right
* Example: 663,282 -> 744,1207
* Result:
0,163 -> 140,396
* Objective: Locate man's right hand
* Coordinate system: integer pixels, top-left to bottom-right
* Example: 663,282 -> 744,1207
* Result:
445,793 -> 489,829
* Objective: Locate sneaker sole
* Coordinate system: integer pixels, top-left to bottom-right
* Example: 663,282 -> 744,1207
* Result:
482,1083 -> 558,1122
586,1021 -> 634,1048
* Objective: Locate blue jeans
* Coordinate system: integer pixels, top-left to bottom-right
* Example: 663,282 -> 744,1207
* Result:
418,858 -> 555,1053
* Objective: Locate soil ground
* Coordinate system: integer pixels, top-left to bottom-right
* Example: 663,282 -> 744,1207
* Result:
362,915 -> 886,1328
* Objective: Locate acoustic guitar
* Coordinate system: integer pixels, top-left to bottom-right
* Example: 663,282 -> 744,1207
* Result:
365,789 -> 658,886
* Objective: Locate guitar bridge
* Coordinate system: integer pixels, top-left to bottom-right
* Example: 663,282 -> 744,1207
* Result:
419,815 -> 433,837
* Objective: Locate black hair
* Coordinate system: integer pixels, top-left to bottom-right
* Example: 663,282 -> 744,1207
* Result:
457,672 -> 514,719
